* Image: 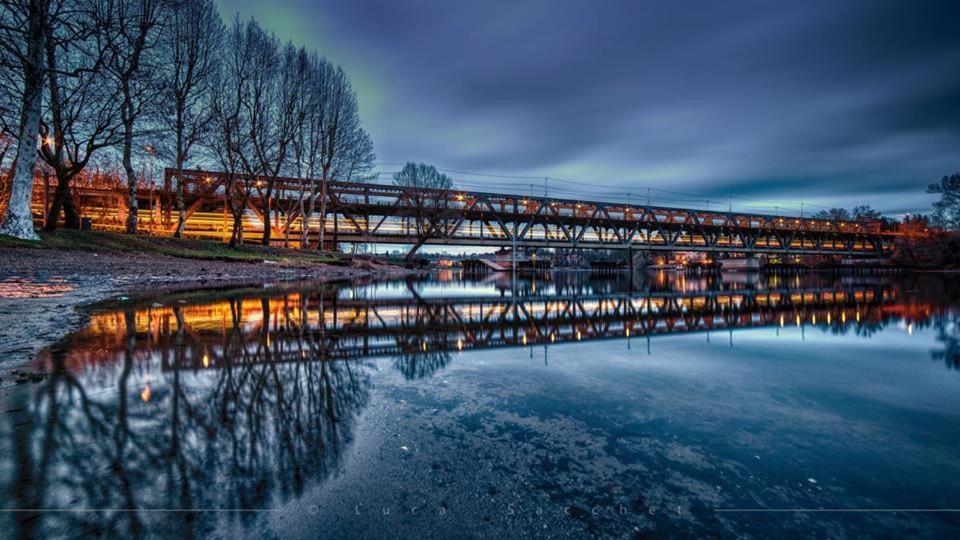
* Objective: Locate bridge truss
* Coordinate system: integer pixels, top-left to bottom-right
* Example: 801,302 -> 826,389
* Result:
32,168 -> 895,256
166,169 -> 892,256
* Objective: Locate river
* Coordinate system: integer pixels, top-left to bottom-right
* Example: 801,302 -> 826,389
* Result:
2,270 -> 959,538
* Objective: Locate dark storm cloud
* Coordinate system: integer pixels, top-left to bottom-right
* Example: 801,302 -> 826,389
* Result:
217,0 -> 960,215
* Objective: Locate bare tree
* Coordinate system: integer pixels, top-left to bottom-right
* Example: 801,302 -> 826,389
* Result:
156,0 -> 221,237
100,0 -> 167,234
285,54 -> 325,247
392,161 -> 454,259
0,0 -> 51,239
928,172 -> 960,231
312,64 -> 374,250
233,25 -> 306,246
38,0 -> 120,230
208,17 -> 255,246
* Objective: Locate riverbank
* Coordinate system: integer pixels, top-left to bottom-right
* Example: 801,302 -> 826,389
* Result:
0,231 -> 416,385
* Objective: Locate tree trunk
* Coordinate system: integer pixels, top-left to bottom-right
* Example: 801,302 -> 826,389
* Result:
261,195 -> 271,246
44,174 -> 80,230
122,112 -> 137,234
316,178 -> 328,250
174,167 -> 186,238
173,116 -> 186,238
0,0 -> 45,240
228,200 -> 244,246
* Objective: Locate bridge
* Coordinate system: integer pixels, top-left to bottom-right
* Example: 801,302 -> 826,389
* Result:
34,168 -> 896,257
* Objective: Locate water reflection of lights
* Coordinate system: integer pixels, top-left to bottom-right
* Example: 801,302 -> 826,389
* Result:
47,277 -> 941,372
0,277 -> 75,299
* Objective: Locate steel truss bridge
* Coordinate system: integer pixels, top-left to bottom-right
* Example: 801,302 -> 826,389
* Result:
58,282 -> 905,372
34,169 -> 895,257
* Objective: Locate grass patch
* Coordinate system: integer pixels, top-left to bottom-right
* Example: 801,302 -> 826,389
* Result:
1,229 -> 348,266
0,234 -> 45,249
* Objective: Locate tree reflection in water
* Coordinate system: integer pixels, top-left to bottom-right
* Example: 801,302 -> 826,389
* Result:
2,272 -> 960,537
393,352 -> 453,380
1,298 -> 372,538
932,312 -> 960,370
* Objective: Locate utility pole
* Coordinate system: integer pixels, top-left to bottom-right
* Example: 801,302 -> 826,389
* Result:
800,202 -> 804,218
544,177 -> 548,198
646,187 -> 651,206
729,196 -> 733,212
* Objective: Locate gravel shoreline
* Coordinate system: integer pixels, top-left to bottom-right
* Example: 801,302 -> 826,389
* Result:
0,247 -> 415,384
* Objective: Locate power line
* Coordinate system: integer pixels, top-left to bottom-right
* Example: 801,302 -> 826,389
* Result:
373,165 -> 850,216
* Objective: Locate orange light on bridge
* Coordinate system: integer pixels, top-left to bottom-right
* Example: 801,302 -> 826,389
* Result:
456,194 -> 464,201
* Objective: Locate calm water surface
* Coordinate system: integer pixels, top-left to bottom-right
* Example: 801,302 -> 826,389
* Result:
2,271 -> 960,538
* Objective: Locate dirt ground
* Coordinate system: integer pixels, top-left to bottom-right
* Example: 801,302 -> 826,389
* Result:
0,247 -> 414,383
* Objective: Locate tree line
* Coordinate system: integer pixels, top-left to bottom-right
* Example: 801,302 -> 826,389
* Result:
0,0 -> 375,246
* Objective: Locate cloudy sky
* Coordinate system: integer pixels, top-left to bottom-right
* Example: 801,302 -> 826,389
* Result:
215,0 -> 959,217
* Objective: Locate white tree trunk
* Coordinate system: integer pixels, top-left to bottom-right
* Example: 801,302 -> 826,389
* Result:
0,0 -> 45,241
0,104 -> 41,240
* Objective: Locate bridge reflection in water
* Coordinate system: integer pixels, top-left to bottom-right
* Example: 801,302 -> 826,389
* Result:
55,272 -> 944,376
4,273 -> 958,538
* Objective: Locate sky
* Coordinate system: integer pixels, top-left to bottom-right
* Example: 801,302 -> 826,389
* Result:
215,0 -> 960,218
